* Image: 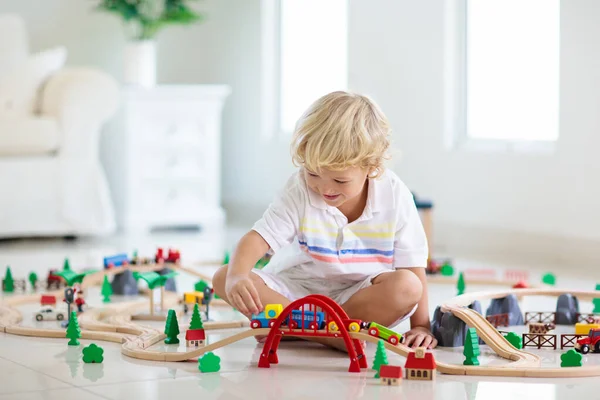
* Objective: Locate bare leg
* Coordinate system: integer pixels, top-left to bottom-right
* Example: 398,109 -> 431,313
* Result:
341,269 -> 423,326
319,270 -> 423,352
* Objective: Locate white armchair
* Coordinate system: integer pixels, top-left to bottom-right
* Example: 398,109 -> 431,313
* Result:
0,14 -> 119,238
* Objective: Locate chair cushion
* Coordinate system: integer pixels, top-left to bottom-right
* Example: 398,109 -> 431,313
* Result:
0,117 -> 60,155
0,46 -> 67,117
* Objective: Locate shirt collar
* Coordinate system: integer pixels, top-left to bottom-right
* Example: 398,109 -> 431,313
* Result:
302,169 -> 395,214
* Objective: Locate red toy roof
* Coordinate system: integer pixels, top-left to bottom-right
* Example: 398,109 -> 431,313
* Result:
405,351 -> 436,370
513,280 -> 529,289
185,329 -> 205,340
41,295 -> 56,305
380,365 -> 403,379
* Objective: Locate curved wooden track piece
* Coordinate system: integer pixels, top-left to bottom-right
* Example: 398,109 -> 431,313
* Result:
4,266 -> 600,378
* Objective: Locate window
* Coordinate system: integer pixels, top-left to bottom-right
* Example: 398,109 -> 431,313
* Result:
411,370 -> 415,377
417,370 -> 422,378
261,0 -> 348,137
447,0 -> 560,146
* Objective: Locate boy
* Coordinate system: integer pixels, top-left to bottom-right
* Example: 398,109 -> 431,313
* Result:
213,91 -> 437,349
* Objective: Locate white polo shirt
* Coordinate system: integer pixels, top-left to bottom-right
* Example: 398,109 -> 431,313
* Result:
252,168 -> 428,285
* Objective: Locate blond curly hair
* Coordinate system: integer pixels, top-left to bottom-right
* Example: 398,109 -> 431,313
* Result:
290,91 -> 391,178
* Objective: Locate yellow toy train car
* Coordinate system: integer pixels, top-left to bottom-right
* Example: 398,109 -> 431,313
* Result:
181,291 -> 204,313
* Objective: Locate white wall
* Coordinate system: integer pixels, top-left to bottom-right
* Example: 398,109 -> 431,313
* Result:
5,0 -> 600,263
349,0 -> 600,263
0,0 -> 296,229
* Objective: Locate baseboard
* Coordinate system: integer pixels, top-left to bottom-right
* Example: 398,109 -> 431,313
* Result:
434,222 -> 600,267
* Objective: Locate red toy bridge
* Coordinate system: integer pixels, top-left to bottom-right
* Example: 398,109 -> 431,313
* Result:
257,294 -> 367,372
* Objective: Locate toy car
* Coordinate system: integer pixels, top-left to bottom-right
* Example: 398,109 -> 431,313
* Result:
250,304 -> 284,328
35,307 -> 66,321
366,321 -> 402,345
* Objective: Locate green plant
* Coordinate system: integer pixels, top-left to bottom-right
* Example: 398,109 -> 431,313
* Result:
95,0 -> 206,41
189,303 -> 204,330
28,272 -> 38,290
457,272 -> 465,295
3,266 -> 14,293
561,349 -> 583,367
542,273 -> 556,286
82,343 -> 104,363
593,284 -> 600,313
164,309 -> 180,344
504,332 -> 522,349
194,279 -> 210,293
66,311 -> 82,346
101,275 -> 113,303
63,258 -> 71,271
198,352 -> 220,373
463,327 -> 480,366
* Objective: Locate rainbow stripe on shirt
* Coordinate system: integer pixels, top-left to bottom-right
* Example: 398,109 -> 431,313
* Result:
298,219 -> 395,265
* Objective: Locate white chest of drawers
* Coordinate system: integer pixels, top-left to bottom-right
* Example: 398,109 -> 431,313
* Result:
103,85 -> 231,232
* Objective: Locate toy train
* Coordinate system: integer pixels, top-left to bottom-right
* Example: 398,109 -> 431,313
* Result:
250,304 -> 402,345
103,247 -> 181,269
251,307 -> 326,330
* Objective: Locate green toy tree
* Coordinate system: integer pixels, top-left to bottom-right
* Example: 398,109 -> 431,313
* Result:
194,280 -> 210,293
222,250 -> 230,265
372,339 -> 389,378
504,332 -> 522,349
3,266 -> 14,293
63,258 -> 71,271
542,273 -> 556,286
28,272 -> 38,291
82,343 -> 104,363
164,309 -> 180,344
101,275 -> 112,303
463,327 -> 480,366
440,262 -> 454,276
199,352 -> 221,373
66,311 -> 81,346
561,349 -> 583,367
189,303 -> 204,330
593,284 -> 600,313
457,272 -> 465,295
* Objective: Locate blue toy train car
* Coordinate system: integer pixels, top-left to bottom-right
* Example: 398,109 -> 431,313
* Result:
251,304 -> 283,328
288,309 -> 325,329
250,304 -> 326,330
103,253 -> 129,269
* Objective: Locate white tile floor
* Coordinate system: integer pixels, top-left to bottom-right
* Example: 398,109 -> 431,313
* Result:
1,227 -> 600,399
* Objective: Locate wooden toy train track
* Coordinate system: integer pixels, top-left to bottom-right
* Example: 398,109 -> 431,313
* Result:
2,265 -> 600,378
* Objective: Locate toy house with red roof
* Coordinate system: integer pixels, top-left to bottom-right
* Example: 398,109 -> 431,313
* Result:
379,365 -> 403,386
185,329 -> 205,347
405,347 -> 436,380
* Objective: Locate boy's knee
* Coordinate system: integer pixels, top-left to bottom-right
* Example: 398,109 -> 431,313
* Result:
383,269 -> 423,312
212,265 -> 229,298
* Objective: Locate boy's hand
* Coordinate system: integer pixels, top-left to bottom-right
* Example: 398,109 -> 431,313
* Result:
225,274 -> 263,317
402,326 -> 438,349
